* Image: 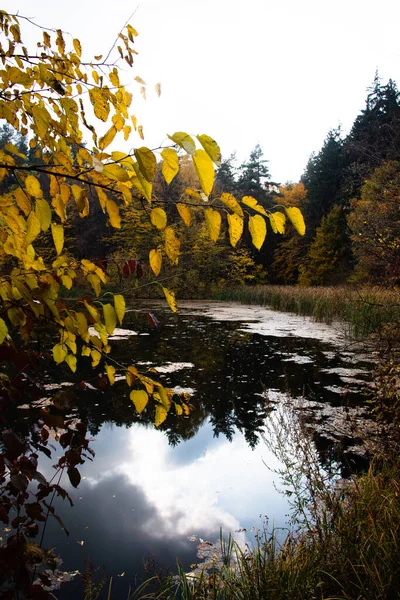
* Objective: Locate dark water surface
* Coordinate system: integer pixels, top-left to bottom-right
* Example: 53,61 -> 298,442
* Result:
28,302 -> 375,597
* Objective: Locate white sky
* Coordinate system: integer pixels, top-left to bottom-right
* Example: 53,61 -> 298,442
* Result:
5,0 -> 400,183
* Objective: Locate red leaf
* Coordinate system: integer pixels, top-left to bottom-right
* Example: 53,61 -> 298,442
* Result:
122,259 -> 138,277
146,312 -> 160,328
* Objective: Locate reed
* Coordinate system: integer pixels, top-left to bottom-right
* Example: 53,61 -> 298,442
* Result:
215,285 -> 400,339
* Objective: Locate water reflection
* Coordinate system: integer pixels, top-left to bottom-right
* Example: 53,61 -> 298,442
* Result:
2,301 -> 374,597
41,422 -> 285,598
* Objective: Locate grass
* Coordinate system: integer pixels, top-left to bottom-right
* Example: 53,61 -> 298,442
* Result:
133,405 -> 400,600
214,285 -> 400,339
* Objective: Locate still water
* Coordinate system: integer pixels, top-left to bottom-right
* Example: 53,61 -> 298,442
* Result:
35,301 -> 374,597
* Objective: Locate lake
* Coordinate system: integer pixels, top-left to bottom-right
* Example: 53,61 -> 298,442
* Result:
9,301 -> 376,597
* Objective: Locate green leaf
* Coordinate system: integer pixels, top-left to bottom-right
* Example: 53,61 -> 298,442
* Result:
285,207 -> 306,235
204,208 -> 221,242
192,150 -> 214,197
114,294 -> 126,325
161,148 -> 179,184
197,134 -> 221,165
168,132 -> 196,155
130,390 -> 148,414
134,147 -> 157,182
103,304 -> 117,334
249,214 -> 267,250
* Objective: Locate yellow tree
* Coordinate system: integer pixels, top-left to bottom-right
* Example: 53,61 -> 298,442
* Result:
0,9 -> 305,424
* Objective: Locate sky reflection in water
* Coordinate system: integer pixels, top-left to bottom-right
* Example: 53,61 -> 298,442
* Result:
38,301 -> 373,597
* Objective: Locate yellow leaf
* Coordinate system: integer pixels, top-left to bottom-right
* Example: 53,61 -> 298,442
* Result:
197,134 -> 221,166
14,188 -> 30,216
130,390 -> 148,414
114,294 -> 125,325
134,76 -> 146,85
176,203 -> 191,227
26,212 -> 41,245
168,132 -> 196,155
185,188 -> 202,200
106,199 -> 121,228
285,207 -> 306,236
162,286 -> 177,312
161,148 -> 179,184
91,349 -> 102,367
103,163 -> 129,182
25,176 -> 43,199
103,304 -> 117,334
241,196 -> 268,216
227,213 -> 244,247
134,147 -> 156,182
61,274 -> 72,289
220,193 -> 244,217
52,343 -> 67,364
127,24 -> 139,37
156,385 -> 171,410
51,222 -> 64,255
155,404 -> 168,427
0,318 -> 8,344
204,208 -> 221,242
164,227 -> 180,264
89,87 -> 110,122
150,207 -> 167,230
269,211 -> 286,234
99,125 -> 117,150
84,300 -> 100,323
249,214 -> 267,250
52,194 -> 66,223
192,150 -> 214,197
4,143 -> 26,159
73,38 -> 82,57
65,354 -> 77,372
31,105 -> 50,139
106,364 -> 116,385
35,199 -> 51,231
138,125 -> 144,140
149,248 -> 162,276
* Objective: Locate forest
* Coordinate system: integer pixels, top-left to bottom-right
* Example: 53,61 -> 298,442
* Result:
4,74 -> 398,299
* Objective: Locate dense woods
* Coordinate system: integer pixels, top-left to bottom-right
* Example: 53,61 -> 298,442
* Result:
4,74 -> 397,297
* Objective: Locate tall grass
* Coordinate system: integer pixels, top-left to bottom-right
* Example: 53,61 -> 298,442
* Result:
215,285 -> 400,339
138,406 -> 400,600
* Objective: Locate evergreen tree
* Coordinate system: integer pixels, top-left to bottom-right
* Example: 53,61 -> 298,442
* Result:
237,144 -> 271,203
215,152 -> 237,194
343,75 -> 400,201
301,128 -> 344,235
298,205 -> 352,286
